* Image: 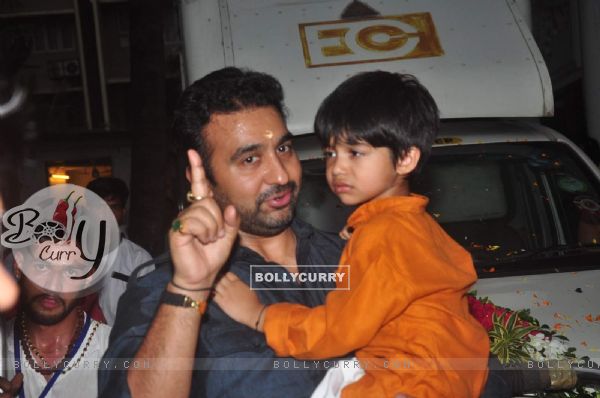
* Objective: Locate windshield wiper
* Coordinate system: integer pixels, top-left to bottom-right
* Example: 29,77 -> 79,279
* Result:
489,243 -> 600,263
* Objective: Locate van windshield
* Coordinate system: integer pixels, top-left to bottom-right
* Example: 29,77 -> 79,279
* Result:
298,141 -> 600,274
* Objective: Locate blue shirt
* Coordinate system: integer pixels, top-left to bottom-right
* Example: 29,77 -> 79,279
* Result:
98,219 -> 345,398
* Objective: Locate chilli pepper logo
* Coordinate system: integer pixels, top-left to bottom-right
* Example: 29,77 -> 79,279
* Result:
1,184 -> 119,294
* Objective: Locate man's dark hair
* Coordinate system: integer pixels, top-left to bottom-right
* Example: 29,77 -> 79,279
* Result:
86,177 -> 129,206
314,71 -> 439,174
173,67 -> 287,184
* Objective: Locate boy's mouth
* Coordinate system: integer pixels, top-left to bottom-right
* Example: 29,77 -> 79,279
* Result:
332,183 -> 352,194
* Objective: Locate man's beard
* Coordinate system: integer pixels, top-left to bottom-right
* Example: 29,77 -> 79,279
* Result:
24,294 -> 79,326
214,181 -> 298,237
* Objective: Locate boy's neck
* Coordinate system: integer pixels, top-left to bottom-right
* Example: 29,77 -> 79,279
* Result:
374,178 -> 411,200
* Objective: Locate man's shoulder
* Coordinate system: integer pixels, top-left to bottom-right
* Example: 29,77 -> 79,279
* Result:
293,218 -> 345,254
119,238 -> 152,260
128,253 -> 172,289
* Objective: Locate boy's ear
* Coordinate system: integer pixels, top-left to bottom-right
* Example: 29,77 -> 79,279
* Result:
395,147 -> 421,176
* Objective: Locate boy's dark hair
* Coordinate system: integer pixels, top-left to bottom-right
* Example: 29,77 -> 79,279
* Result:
87,177 -> 129,206
173,67 -> 287,184
314,71 -> 439,174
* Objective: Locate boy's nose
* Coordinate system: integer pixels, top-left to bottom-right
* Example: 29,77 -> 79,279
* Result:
330,156 -> 347,176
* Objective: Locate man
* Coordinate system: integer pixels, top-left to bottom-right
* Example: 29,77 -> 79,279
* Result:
86,177 -> 153,325
99,67 -> 344,397
1,244 -> 111,397
101,67 -> 513,398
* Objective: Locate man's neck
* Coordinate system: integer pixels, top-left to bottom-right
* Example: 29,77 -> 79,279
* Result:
239,227 -> 298,273
26,308 -> 81,350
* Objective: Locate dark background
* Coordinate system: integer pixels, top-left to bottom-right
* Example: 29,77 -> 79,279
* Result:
0,0 -> 596,255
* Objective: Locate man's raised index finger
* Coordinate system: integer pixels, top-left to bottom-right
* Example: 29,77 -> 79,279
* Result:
187,149 -> 211,198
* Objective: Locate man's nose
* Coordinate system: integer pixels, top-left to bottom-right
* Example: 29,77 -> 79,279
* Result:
263,154 -> 290,185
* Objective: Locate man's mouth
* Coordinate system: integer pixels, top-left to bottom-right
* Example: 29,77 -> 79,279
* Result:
265,189 -> 292,209
36,294 -> 63,310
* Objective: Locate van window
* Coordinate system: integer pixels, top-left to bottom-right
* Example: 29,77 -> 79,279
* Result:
297,141 -> 600,269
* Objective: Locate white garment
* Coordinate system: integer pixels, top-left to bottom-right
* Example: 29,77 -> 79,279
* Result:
4,314 -> 111,398
311,358 -> 365,398
99,238 -> 152,325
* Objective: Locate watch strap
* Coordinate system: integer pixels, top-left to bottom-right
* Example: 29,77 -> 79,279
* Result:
160,290 -> 207,314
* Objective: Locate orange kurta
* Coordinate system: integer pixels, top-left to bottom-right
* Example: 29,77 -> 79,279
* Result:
264,195 -> 489,398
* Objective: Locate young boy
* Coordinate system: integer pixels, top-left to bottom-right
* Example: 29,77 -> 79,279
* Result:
214,71 -> 490,397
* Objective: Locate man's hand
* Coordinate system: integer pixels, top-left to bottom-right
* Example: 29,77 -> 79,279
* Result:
0,374 -> 23,397
169,149 -> 240,291
214,272 -> 265,330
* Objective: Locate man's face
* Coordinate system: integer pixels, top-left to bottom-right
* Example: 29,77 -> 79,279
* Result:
203,106 -> 302,236
19,273 -> 79,326
104,195 -> 125,226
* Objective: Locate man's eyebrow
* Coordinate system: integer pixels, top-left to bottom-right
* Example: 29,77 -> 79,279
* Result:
277,132 -> 294,146
230,143 -> 262,162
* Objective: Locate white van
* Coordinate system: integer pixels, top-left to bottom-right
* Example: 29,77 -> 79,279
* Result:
179,0 -> 600,393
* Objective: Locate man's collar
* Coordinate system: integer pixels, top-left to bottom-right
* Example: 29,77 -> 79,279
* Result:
228,218 -> 315,265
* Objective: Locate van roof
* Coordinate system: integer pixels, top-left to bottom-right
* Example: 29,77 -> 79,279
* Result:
181,0 -> 553,134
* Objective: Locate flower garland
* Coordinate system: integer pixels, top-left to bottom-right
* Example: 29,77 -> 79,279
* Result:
467,292 -> 600,398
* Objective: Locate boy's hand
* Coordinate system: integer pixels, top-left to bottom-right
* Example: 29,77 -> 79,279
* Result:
214,272 -> 264,330
339,225 -> 354,241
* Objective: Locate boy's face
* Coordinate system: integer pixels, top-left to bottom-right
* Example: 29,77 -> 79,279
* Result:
324,138 -> 406,206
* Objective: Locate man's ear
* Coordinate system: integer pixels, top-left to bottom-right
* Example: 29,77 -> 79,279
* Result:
12,252 -> 22,280
395,147 -> 421,177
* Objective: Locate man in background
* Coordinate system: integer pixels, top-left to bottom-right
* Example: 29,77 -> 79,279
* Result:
1,243 -> 111,397
86,177 -> 153,325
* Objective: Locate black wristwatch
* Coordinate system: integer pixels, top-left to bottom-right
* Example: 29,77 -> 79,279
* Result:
160,290 -> 208,314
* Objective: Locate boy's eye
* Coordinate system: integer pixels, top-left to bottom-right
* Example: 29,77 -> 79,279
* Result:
323,150 -> 336,158
350,150 -> 363,157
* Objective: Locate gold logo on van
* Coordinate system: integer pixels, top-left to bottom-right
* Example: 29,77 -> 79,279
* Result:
299,13 -> 444,68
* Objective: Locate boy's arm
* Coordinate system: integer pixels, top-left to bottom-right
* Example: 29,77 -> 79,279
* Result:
264,251 -> 414,360
214,272 -> 265,329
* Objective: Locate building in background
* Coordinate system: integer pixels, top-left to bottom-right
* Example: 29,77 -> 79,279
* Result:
0,0 -> 182,196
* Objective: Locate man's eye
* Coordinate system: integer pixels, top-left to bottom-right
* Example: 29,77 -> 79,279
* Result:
277,144 -> 292,153
64,268 -> 79,277
35,262 -> 49,272
243,156 -> 258,164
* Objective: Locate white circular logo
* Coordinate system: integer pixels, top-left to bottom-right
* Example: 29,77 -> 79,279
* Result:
1,184 -> 120,295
